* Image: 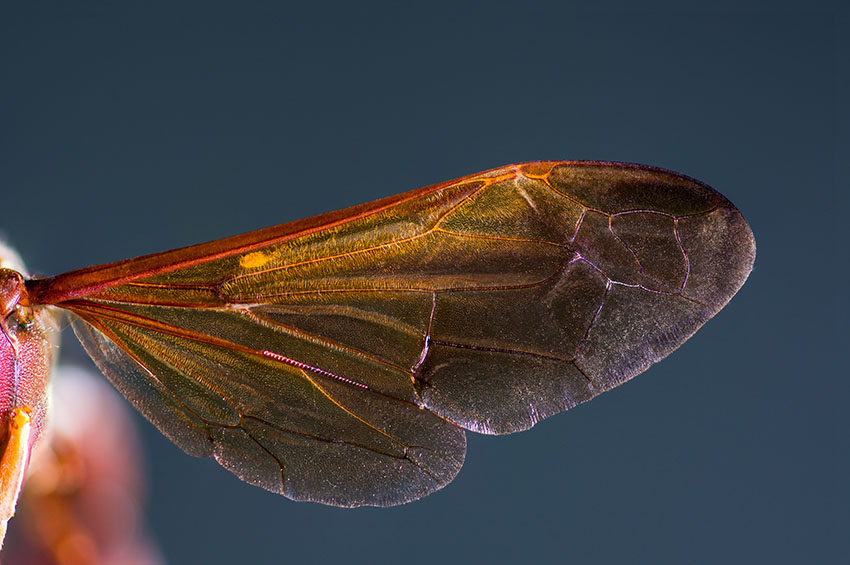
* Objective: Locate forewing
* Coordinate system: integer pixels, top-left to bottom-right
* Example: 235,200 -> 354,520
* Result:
31,161 -> 755,506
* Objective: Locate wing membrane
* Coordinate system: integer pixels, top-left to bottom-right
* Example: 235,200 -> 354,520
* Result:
28,161 -> 755,506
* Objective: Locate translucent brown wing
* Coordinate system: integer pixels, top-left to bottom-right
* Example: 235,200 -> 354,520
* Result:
28,161 -> 755,506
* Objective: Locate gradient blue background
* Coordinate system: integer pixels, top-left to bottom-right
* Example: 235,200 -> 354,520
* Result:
1,2 -> 844,564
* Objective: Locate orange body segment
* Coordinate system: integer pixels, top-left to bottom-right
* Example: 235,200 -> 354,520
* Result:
0,407 -> 33,548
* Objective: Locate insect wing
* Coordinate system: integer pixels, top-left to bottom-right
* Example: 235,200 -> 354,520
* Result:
28,162 -> 755,506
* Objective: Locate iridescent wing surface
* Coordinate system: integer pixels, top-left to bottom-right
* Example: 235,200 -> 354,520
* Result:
27,162 -> 756,506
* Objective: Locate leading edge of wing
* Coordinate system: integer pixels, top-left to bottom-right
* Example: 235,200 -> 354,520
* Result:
25,161 -> 694,305
26,163 -> 523,304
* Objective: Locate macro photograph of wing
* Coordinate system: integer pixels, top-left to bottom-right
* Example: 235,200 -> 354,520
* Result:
0,2 -> 843,565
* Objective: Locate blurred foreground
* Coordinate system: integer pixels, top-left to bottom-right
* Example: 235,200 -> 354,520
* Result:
2,365 -> 162,565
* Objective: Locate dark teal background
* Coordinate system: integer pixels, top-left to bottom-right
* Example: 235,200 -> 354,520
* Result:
1,2 -> 844,564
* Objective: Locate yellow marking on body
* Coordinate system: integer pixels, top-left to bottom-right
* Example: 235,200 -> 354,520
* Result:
0,407 -> 33,549
240,250 -> 272,270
